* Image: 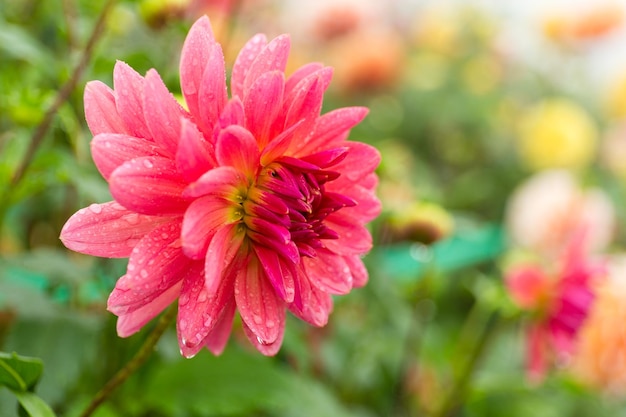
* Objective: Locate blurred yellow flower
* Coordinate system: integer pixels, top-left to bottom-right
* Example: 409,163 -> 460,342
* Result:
516,99 -> 598,171
572,262 -> 626,395
605,71 -> 626,120
461,55 -> 502,95
386,202 -> 454,245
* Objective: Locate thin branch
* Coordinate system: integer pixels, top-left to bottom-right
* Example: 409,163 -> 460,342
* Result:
79,305 -> 177,417
9,0 -> 117,188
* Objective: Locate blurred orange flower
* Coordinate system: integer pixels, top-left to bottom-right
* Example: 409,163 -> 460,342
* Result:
543,3 -> 624,43
572,261 -> 626,394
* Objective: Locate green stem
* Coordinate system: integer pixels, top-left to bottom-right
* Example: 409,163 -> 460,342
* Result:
433,304 -> 497,417
78,306 -> 177,417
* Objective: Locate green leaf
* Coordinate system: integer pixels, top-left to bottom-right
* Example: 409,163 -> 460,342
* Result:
12,391 -> 57,417
0,352 -> 44,392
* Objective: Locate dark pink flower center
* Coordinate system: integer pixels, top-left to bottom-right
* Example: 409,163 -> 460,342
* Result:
241,155 -> 355,261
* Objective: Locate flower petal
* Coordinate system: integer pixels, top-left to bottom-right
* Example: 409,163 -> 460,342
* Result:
292,107 -> 369,156
204,224 -> 246,295
242,320 -> 284,356
217,97 -> 245,131
344,254 -> 368,288
107,221 -> 189,315
254,245 -> 295,302
285,62 -> 324,97
144,69 -> 188,156
243,71 -> 285,148
183,166 -> 244,198
91,133 -> 165,180
231,33 -> 267,99
177,260 -> 236,357
330,142 -> 381,185
215,125 -> 260,178
179,16 -> 217,130
181,196 -> 236,259
243,34 -> 290,94
303,248 -> 353,294
115,282 -> 181,337
197,41 -> 227,136
109,156 -> 190,215
176,118 -> 217,182
323,213 -> 373,255
203,297 -> 236,355
288,267 -> 332,327
235,255 -> 285,344
84,81 -> 128,135
113,61 -> 151,139
60,201 -> 169,258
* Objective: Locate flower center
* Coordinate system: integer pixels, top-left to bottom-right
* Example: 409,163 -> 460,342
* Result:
238,157 -> 355,260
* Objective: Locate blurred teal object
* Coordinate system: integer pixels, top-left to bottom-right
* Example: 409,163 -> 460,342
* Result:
374,225 -> 505,281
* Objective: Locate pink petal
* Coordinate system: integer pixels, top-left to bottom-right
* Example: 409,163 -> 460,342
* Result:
330,142 -> 381,184
242,320 -> 284,356
196,42 -> 227,136
183,166 -> 244,199
288,268 -> 332,327
303,248 -> 353,294
84,81 -> 128,135
243,71 -> 285,148
217,97 -> 245,131
144,69 -> 188,156
292,107 -> 369,156
176,118 -> 217,182
107,221 -> 189,315
60,201 -> 169,258
327,181 -> 382,223
235,255 -> 285,344
91,133 -> 165,180
285,62 -> 324,97
204,224 -> 246,295
280,70 -> 329,147
115,282 -> 181,337
179,16 -> 217,130
254,245 -> 295,302
323,213 -> 373,255
215,125 -> 260,178
344,254 -> 368,288
109,156 -> 190,215
177,260 -> 235,357
113,61 -> 151,139
181,196 -> 236,259
203,298 -> 236,355
231,33 -> 267,99
260,120 -> 304,165
243,34 -> 290,94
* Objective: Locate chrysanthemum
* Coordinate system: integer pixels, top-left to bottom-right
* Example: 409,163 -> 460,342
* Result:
60,16 -> 381,357
505,231 -> 605,381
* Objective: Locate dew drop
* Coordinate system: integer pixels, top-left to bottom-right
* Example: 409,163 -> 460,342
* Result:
195,332 -> 203,343
143,159 -> 154,169
127,264 -> 135,271
253,314 -> 262,325
161,232 -> 169,240
180,319 -> 188,330
266,320 -> 275,328
179,293 -> 190,306
256,336 -> 267,345
140,269 -> 148,278
197,291 -> 207,303
125,213 -> 140,225
203,317 -> 213,327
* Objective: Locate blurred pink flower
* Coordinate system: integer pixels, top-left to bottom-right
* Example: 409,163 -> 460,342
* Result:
60,16 -> 381,357
505,231 -> 605,381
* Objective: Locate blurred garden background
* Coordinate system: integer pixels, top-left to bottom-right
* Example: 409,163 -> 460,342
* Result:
4,0 -> 626,416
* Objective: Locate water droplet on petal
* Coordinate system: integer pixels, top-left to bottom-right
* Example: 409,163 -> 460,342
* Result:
140,269 -> 148,278
256,336 -> 267,345
180,319 -> 188,331
88,203 -> 102,214
197,290 -> 207,303
253,314 -> 262,325
179,293 -> 190,306
266,320 -> 275,328
143,159 -> 154,169
161,232 -> 169,240
125,213 -> 140,225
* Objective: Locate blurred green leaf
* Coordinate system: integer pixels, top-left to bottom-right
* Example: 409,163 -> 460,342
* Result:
0,352 -> 43,392
13,391 -> 57,417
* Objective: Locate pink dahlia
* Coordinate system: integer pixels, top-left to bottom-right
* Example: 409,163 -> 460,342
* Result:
505,231 -> 605,381
60,16 -> 381,357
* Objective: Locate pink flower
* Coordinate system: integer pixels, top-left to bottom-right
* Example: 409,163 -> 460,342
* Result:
505,230 -> 605,381
60,16 -> 381,357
